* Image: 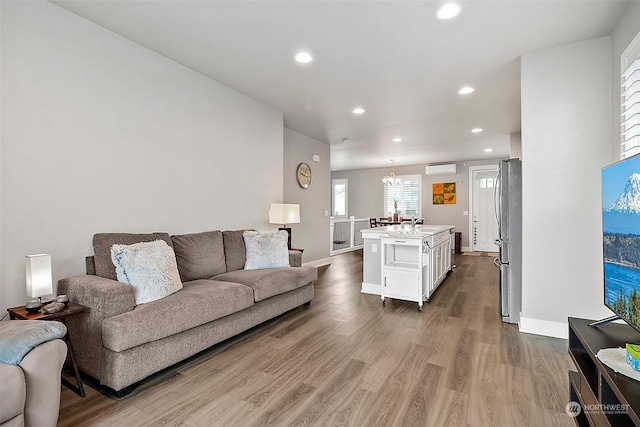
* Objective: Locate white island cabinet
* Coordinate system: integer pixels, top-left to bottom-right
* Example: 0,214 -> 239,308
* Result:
361,225 -> 454,310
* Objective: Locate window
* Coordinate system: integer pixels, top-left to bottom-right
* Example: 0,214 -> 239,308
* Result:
479,177 -> 495,189
621,31 -> 640,159
332,179 -> 348,218
384,174 -> 421,217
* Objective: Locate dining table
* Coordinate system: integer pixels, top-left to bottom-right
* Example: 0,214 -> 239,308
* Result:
377,219 -> 403,226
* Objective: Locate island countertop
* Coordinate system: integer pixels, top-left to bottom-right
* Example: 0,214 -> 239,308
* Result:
361,224 -> 454,239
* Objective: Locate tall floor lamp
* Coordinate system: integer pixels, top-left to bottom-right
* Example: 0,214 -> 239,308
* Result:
269,203 -> 300,249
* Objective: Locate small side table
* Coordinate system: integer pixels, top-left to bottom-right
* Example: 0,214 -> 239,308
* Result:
7,302 -> 87,397
290,248 -> 304,264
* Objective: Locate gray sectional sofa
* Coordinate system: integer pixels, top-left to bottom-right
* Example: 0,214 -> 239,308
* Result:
58,230 -> 317,396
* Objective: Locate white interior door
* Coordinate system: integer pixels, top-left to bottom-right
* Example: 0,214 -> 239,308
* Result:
470,167 -> 499,252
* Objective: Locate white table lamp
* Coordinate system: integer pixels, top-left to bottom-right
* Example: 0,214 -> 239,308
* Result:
269,203 -> 300,249
26,254 -> 53,303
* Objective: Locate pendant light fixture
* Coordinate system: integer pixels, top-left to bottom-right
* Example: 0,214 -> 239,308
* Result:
382,159 -> 401,185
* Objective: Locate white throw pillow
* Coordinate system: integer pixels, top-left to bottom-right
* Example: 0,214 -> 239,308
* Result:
110,240 -> 183,304
243,231 -> 290,270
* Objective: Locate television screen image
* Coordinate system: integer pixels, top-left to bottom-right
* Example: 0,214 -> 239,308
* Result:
602,153 -> 640,332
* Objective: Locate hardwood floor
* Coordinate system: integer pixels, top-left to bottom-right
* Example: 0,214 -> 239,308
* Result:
58,251 -> 574,426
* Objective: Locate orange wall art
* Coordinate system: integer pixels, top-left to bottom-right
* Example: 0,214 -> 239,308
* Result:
432,182 -> 456,204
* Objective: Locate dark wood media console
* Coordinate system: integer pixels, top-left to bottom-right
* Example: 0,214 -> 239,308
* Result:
568,317 -> 640,426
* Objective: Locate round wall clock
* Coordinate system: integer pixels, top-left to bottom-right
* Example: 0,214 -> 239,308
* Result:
296,162 -> 312,188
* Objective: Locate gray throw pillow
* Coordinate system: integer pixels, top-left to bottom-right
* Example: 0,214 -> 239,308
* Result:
110,240 -> 183,304
243,231 -> 290,270
93,232 -> 173,280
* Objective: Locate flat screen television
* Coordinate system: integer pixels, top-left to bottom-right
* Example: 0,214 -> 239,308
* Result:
601,153 -> 640,332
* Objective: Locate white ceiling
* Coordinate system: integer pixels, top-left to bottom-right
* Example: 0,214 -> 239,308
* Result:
52,0 -> 630,171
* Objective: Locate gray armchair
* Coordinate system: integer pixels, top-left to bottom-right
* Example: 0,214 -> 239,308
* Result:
0,320 -> 67,427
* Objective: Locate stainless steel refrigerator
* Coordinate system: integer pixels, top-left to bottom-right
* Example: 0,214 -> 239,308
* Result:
493,158 -> 522,324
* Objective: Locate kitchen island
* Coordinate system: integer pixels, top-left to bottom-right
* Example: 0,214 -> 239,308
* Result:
361,225 -> 454,310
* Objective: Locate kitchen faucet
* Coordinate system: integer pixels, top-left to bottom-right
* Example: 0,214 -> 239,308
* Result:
410,216 -> 427,229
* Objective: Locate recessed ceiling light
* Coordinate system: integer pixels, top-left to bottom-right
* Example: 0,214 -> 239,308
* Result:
484,148 -> 493,153
352,107 -> 365,114
472,128 -> 483,133
458,86 -> 474,95
392,137 -> 402,143
437,3 -> 461,20
295,52 -> 313,64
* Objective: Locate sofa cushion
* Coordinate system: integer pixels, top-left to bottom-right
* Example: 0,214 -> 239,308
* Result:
93,232 -> 173,280
223,230 -> 248,272
111,240 -> 183,305
102,279 -> 254,352
0,320 -> 67,365
171,231 -> 227,281
243,231 -> 290,270
213,266 -> 317,302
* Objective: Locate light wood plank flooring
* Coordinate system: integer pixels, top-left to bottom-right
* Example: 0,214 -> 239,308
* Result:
58,251 -> 574,426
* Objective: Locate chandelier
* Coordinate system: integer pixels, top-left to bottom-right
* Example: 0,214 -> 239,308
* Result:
382,159 -> 401,185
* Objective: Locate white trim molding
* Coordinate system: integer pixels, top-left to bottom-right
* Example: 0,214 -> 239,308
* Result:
519,316 -> 568,339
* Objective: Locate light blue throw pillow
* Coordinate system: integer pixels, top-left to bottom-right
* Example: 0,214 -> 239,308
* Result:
243,231 -> 290,270
0,320 -> 67,365
110,240 -> 183,305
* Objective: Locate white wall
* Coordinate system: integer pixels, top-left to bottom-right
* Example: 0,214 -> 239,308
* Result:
0,1 -> 284,310
283,128 -> 331,266
520,37 -> 613,338
510,132 -> 522,159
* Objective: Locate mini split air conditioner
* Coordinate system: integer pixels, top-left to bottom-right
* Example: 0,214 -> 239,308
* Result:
425,164 -> 457,176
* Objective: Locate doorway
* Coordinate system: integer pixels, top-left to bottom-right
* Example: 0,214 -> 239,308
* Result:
332,179 -> 348,219
469,165 -> 499,252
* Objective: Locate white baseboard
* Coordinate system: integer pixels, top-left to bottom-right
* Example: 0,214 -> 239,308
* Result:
330,245 -> 363,256
519,316 -> 568,339
361,282 -> 381,295
304,257 -> 332,268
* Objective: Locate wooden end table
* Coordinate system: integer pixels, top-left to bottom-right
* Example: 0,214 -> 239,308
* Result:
7,302 -> 87,397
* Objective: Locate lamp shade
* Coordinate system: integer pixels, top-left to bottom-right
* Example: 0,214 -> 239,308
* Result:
268,204 -> 300,225
25,254 -> 53,299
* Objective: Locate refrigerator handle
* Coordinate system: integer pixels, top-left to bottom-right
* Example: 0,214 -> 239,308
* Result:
494,166 -> 501,230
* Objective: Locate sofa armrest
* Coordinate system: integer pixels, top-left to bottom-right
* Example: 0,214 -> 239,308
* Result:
57,275 -> 135,381
0,363 -> 25,425
288,250 -> 302,267
19,339 -> 67,427
58,275 -> 135,318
